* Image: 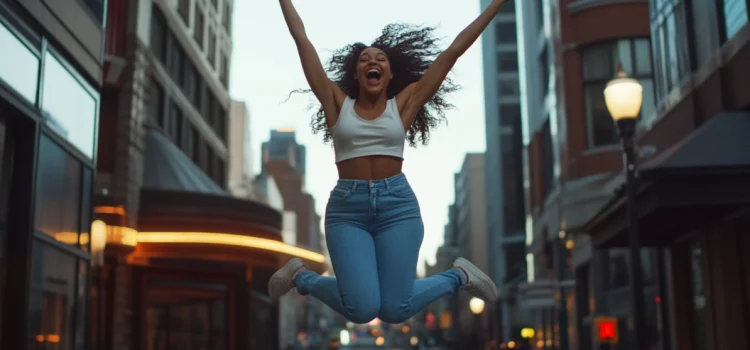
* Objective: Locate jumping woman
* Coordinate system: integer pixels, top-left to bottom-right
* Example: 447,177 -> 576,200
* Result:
269,0 -> 510,324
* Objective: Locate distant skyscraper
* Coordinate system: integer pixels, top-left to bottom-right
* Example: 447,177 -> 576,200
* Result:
480,0 -> 526,342
261,129 -> 306,177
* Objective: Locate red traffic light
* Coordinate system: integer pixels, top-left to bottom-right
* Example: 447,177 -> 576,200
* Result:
594,317 -> 619,344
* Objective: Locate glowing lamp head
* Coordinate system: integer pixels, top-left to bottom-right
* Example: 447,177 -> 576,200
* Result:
604,67 -> 643,122
469,297 -> 485,315
90,220 -> 108,266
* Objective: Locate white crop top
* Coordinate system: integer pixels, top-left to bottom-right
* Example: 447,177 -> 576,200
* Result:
331,96 -> 406,163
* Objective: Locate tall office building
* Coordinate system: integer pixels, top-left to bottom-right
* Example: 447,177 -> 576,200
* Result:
262,129 -> 307,177
479,0 -> 527,343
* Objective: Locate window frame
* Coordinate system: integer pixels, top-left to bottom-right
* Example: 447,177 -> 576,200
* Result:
581,38 -> 654,149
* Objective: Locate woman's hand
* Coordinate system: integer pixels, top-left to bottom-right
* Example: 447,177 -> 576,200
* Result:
398,0 -> 512,122
279,0 -> 345,127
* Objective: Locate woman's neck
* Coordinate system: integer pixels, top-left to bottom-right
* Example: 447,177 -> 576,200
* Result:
357,91 -> 388,110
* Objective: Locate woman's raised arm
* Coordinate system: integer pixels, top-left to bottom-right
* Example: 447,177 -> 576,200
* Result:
280,0 -> 345,126
398,0 -> 510,121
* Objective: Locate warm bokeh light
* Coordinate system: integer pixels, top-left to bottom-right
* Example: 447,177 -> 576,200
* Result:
410,336 -> 419,346
401,325 -> 410,333
507,340 -> 516,348
339,330 -> 350,346
469,297 -> 485,315
375,336 -> 385,346
521,327 -> 535,339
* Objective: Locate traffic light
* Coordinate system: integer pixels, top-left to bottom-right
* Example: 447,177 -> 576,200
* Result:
594,316 -> 619,345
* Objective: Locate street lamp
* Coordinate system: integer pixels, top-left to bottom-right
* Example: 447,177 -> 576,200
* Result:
469,297 -> 485,315
90,220 -> 108,350
469,297 -> 485,348
604,64 -> 647,349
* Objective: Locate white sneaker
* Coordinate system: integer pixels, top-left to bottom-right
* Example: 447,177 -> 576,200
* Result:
269,258 -> 308,301
452,257 -> 499,303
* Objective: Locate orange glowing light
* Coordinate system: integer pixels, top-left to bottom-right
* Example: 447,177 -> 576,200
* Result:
401,325 -> 410,334
45,334 -> 60,343
94,205 -> 126,216
137,232 -> 326,263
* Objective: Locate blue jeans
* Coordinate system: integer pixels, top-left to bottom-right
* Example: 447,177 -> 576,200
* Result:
295,174 -> 465,324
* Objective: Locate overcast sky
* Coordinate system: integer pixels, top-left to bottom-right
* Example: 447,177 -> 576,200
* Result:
230,0 -> 488,275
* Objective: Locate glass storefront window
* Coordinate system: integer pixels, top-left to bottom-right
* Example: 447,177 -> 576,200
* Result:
0,117 -> 13,346
28,240 -> 79,350
41,52 -> 98,159
34,135 -> 83,247
0,21 -> 40,104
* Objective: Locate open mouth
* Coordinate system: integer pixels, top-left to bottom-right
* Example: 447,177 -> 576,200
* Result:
366,69 -> 382,85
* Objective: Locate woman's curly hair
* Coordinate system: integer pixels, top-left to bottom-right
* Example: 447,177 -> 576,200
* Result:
292,23 -> 460,146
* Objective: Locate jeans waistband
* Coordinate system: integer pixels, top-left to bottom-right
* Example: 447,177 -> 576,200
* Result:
335,173 -> 407,192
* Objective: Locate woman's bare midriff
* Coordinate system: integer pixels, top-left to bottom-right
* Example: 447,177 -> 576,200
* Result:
336,156 -> 403,180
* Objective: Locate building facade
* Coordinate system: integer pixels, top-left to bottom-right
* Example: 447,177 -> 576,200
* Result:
0,0 -> 106,348
93,1 -> 325,350
479,0 -> 528,343
228,100 -> 255,199
583,1 -> 750,350
516,0 -> 655,349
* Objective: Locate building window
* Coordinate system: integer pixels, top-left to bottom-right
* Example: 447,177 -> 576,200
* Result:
607,249 -> 630,289
149,78 -> 166,127
183,63 -> 197,107
222,2 -> 232,34
207,26 -> 216,69
540,45 -> 550,97
194,4 -> 205,50
42,52 -> 99,160
178,0 -> 191,25
689,0 -> 721,68
581,38 -> 654,148
723,0 -> 748,40
214,104 -> 227,141
190,127 -> 200,161
29,135 -> 91,350
540,118 -> 554,198
168,103 -> 183,145
496,52 -> 518,73
650,1 -> 689,103
495,22 -> 517,44
151,10 -> 167,63
0,20 -> 40,104
81,0 -> 106,25
220,54 -> 229,89
498,76 -> 520,96
169,36 -> 186,88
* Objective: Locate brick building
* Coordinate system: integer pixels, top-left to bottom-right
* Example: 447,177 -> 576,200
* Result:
518,1 -> 750,350
583,1 -> 750,350
515,0 -> 653,349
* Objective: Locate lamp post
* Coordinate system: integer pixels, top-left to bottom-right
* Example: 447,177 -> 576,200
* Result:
603,64 -> 647,349
469,297 -> 485,348
91,220 -> 108,350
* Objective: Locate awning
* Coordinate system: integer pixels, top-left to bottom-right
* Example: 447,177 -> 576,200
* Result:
137,128 -> 326,267
583,112 -> 750,247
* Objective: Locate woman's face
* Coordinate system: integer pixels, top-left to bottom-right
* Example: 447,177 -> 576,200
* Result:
356,47 -> 392,96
